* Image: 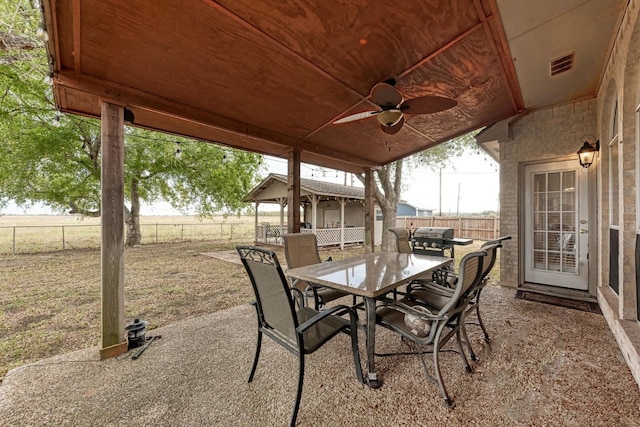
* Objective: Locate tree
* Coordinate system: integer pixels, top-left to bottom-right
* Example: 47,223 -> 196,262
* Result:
0,0 -> 264,245
360,134 -> 476,251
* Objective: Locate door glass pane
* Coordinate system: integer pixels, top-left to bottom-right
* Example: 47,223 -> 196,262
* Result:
548,172 -> 561,191
562,194 -> 576,211
562,212 -> 576,232
534,213 -> 546,231
534,174 -> 546,192
534,193 -> 547,211
534,231 -> 546,250
534,251 -> 546,269
531,170 -> 578,274
563,171 -> 576,191
548,192 -> 561,211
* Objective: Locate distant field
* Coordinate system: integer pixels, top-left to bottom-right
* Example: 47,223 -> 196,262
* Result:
0,215 -> 282,254
0,214 -> 283,226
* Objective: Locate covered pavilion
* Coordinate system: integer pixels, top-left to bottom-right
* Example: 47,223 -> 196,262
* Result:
39,0 -> 640,395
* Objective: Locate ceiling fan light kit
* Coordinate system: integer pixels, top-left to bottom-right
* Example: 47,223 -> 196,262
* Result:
376,109 -> 403,127
333,82 -> 457,134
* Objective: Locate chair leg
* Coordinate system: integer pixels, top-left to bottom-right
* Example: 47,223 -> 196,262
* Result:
248,330 -> 262,383
416,327 -> 454,409
426,338 -> 455,409
290,353 -> 305,427
455,327 -> 473,373
458,306 -> 478,362
474,293 -> 491,342
459,316 -> 478,362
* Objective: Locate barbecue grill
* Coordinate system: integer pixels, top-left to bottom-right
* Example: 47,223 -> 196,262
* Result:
412,227 -> 471,258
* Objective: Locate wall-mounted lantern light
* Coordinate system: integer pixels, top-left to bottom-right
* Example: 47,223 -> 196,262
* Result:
577,138 -> 600,168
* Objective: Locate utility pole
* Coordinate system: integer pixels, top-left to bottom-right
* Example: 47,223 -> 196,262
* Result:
439,168 -> 442,216
456,182 -> 460,216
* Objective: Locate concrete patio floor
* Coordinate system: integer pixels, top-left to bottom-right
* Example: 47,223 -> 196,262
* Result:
1,285 -> 639,426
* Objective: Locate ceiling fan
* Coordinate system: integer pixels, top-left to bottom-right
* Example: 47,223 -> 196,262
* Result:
333,79 -> 457,134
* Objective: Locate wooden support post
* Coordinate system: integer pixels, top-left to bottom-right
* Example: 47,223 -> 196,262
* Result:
99,101 -> 127,359
287,149 -> 301,233
364,168 -> 375,253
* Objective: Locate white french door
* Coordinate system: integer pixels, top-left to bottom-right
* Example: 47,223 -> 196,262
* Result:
524,160 -> 589,290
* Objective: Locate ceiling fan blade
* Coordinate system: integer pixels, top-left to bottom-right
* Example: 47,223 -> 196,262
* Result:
400,96 -> 457,114
370,83 -> 403,108
380,116 -> 404,135
333,110 -> 379,124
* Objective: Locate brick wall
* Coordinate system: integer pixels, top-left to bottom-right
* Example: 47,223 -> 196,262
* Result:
499,99 -> 597,287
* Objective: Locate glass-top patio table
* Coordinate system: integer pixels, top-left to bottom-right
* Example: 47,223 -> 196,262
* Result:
285,251 -> 453,388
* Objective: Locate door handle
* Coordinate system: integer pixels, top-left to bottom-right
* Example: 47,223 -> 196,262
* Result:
580,229 -> 588,234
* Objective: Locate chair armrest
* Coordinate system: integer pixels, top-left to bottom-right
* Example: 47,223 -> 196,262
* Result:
377,297 -> 446,322
407,281 -> 454,297
296,304 -> 355,333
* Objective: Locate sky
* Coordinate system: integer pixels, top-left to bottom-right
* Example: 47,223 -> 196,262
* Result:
259,151 -> 499,215
1,151 -> 499,216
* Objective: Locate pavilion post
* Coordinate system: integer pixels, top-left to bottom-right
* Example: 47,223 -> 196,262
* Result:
339,198 -> 347,250
310,194 -> 318,231
277,197 -> 286,237
364,168 -> 375,253
287,149 -> 301,233
99,101 -> 127,359
254,201 -> 259,243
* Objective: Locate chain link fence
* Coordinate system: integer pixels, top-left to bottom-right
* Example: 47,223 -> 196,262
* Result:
0,222 -> 257,255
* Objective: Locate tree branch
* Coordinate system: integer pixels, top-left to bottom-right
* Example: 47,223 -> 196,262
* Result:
0,33 -> 39,51
68,200 -> 100,217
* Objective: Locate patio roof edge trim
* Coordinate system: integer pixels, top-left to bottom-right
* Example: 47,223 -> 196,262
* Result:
52,72 -> 380,171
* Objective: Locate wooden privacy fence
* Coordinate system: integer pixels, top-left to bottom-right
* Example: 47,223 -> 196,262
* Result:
395,215 -> 500,240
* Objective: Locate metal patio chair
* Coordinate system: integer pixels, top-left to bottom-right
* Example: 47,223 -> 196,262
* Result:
389,227 -> 414,254
407,236 -> 510,362
237,245 -> 364,427
282,233 -> 352,310
375,250 -> 486,408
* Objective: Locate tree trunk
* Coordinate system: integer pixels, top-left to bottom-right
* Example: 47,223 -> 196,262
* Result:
379,202 -> 398,252
357,159 -> 403,252
125,178 -> 142,246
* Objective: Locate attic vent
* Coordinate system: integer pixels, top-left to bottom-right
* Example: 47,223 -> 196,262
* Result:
550,52 -> 575,76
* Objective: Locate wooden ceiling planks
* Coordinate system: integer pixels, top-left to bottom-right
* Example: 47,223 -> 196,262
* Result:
78,1 -> 360,139
43,0 -> 523,173
214,0 -> 481,95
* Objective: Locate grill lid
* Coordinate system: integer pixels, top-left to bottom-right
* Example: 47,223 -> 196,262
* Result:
413,227 -> 454,239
